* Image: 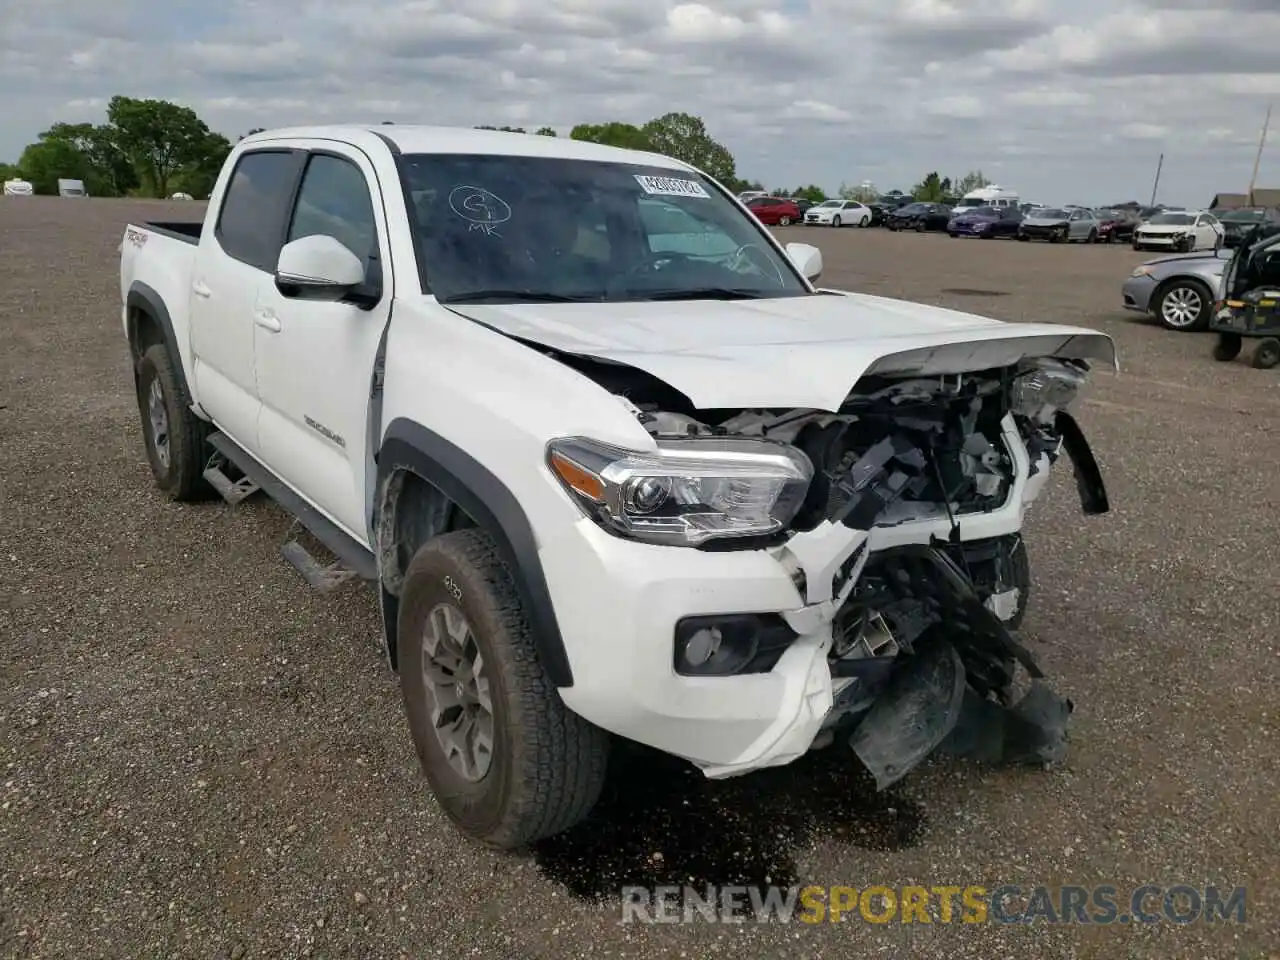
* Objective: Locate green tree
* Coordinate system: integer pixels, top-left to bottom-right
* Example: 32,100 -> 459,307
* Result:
789,184 -> 826,202
107,96 -> 217,197
0,162 -> 19,182
569,121 -> 653,151
18,138 -> 96,194
838,181 -> 877,202
170,131 -> 233,199
912,172 -> 946,202
953,170 -> 990,196
534,126 -> 557,137
475,125 -> 527,133
640,112 -> 736,184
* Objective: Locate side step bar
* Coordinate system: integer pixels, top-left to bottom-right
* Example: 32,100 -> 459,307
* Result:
206,432 -> 378,590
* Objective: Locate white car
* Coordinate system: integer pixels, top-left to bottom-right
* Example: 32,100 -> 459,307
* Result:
3,178 -> 34,196
804,199 -> 872,227
118,124 -> 1115,849
1133,210 -> 1224,253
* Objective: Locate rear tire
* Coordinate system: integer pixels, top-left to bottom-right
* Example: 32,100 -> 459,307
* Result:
1087,229 -> 1098,243
1213,335 -> 1243,362
859,215 -> 870,227
135,343 -> 210,501
397,528 -> 609,849
779,215 -> 792,226
1253,337 -> 1280,369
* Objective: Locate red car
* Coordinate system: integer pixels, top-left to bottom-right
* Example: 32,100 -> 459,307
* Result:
744,196 -> 802,226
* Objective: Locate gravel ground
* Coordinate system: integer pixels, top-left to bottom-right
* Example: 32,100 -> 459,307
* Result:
2,197 -> 1277,959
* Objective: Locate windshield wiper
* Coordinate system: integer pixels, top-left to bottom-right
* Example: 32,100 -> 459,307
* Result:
440,290 -> 601,304
638,287 -> 766,301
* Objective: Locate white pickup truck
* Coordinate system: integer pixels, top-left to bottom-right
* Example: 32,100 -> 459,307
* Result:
119,125 -> 1116,849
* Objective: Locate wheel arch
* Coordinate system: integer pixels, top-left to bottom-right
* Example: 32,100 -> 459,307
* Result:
374,417 -> 574,687
1151,273 -> 1213,317
126,283 -> 191,401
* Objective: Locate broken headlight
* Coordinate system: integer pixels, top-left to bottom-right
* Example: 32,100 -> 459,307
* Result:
546,436 -> 813,547
1010,359 -> 1089,421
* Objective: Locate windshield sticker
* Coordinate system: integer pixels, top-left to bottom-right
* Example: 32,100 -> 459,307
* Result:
634,175 -> 710,199
449,185 -> 511,236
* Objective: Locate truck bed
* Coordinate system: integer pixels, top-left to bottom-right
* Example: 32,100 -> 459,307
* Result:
143,221 -> 203,245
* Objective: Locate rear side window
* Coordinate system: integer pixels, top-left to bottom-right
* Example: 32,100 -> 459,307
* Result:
216,150 -> 305,271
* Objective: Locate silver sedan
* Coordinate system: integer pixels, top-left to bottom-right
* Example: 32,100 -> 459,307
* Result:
1017,207 -> 1102,243
1121,250 -> 1228,332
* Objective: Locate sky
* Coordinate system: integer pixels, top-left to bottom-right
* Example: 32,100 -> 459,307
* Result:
2,0 -> 1280,205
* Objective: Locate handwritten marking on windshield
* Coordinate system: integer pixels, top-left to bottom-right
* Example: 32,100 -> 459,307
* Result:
449,185 -> 511,237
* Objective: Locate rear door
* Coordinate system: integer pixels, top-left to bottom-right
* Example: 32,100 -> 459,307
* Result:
189,147 -> 307,451
251,141 -> 395,542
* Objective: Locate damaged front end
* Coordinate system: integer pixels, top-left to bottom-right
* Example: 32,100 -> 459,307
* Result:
547,351 -> 1109,786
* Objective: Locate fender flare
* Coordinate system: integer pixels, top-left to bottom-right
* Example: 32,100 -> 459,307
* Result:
126,282 -> 192,401
376,418 -> 574,687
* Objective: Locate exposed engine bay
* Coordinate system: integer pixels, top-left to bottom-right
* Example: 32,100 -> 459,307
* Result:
560,347 -> 1110,787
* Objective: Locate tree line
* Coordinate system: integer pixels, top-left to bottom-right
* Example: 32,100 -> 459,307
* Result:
0,94 -> 992,204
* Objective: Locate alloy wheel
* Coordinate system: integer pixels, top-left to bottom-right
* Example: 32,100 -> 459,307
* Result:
420,602 -> 495,782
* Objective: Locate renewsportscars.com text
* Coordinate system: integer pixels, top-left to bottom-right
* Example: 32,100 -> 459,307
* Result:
620,884 -> 1247,925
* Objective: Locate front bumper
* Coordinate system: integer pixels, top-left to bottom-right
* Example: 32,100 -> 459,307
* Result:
1020,224 -> 1067,240
1122,274 -> 1157,312
543,414 -> 1061,778
1135,233 -> 1185,247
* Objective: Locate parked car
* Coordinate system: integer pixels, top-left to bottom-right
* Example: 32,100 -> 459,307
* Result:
3,178 -> 34,196
1017,207 -> 1101,243
118,123 -> 1115,849
792,198 -> 816,217
1122,248 -> 1232,332
885,202 -> 952,232
804,199 -> 872,227
947,205 -> 1023,239
745,196 -> 802,226
870,194 -> 914,225
1132,210 -> 1223,252
1216,207 -> 1280,248
1093,209 -> 1138,243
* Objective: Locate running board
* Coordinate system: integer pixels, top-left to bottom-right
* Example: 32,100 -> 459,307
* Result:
204,452 -> 261,505
206,432 -> 378,588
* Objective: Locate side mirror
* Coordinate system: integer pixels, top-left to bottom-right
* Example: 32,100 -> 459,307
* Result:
785,242 -> 823,281
275,235 -> 366,300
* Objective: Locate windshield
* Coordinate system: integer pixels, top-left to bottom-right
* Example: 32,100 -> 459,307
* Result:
1147,213 -> 1195,225
1221,209 -> 1267,222
1036,208 -> 1069,219
397,154 -> 808,303
815,200 -> 841,208
954,198 -> 986,208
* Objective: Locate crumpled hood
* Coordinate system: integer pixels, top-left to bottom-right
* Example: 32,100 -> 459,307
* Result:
445,292 -> 1117,411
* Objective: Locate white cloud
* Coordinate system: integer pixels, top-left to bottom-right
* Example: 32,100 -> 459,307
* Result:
1,0 -> 1279,205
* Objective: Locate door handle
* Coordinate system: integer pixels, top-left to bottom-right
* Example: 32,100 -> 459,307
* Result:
192,281 -> 212,299
254,309 -> 282,333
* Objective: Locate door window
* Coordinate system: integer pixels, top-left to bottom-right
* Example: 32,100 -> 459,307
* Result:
287,153 -> 380,265
216,150 -> 306,271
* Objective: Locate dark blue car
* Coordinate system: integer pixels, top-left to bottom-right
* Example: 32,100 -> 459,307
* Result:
948,205 -> 1023,239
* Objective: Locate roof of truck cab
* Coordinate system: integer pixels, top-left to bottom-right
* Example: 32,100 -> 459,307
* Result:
238,124 -> 691,171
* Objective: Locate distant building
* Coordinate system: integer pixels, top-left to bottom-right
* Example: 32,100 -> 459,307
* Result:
1211,189 -> 1280,209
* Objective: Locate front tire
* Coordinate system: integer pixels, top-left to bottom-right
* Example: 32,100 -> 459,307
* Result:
135,343 -> 210,501
832,215 -> 842,228
397,528 -> 609,849
1155,279 -> 1212,332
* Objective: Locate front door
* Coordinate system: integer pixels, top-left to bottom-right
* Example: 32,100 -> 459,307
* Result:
252,143 -> 394,544
189,148 -> 306,450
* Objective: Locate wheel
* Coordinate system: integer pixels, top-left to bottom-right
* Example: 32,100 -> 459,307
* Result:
1087,229 -> 1098,243
1213,334 -> 1243,362
135,343 -> 210,501
832,215 -> 841,228
1253,337 -> 1280,369
779,215 -> 792,226
1178,237 -> 1192,253
1155,279 -> 1212,332
1017,233 -> 1029,242
397,528 -> 610,849
949,231 -> 958,238
1132,241 -> 1142,251
914,220 -> 926,232
859,215 -> 870,227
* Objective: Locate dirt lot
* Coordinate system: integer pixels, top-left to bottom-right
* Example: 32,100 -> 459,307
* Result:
2,197 -> 1278,959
